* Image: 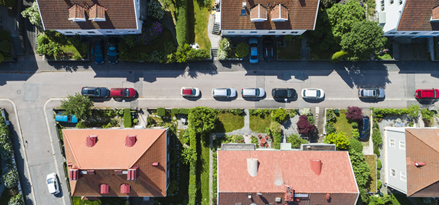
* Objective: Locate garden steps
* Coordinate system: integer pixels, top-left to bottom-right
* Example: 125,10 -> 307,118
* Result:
211,48 -> 218,57
10,34 -> 24,56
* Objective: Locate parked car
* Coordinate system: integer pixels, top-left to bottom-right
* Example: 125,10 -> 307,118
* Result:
55,113 -> 78,123
358,88 -> 385,99
81,87 -> 110,98
415,88 -> 439,99
1,109 -> 10,126
108,38 -> 119,64
249,38 -> 258,64
272,88 -> 296,99
241,88 -> 265,98
110,88 -> 137,98
263,38 -> 274,62
92,40 -> 104,64
359,115 -> 370,141
212,88 -> 236,98
181,87 -> 200,97
301,88 -> 325,99
46,173 -> 60,194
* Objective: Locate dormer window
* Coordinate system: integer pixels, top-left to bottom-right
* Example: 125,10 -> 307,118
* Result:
271,4 -> 288,22
250,4 -> 267,22
431,5 -> 439,22
89,4 -> 107,22
68,4 -> 86,22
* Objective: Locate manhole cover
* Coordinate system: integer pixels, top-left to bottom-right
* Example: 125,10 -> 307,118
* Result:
16,90 -> 21,94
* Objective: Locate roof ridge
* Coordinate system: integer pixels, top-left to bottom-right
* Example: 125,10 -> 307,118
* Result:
406,129 -> 439,155
128,129 -> 166,168
64,130 -> 81,168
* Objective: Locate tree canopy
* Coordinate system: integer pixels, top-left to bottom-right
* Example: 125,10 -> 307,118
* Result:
326,0 -> 365,41
188,107 -> 217,135
324,132 -> 350,150
349,149 -> 371,189
21,2 -> 41,26
60,93 -> 94,120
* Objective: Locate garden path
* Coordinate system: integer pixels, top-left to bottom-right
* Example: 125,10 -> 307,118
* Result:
224,109 -> 252,136
281,115 -> 300,143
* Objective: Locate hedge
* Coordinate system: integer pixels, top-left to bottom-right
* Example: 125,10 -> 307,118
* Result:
370,107 -> 410,118
377,158 -> 382,170
167,180 -> 177,195
176,0 -> 188,46
273,133 -> 282,149
157,107 -> 166,117
171,108 -> 189,115
123,108 -> 132,128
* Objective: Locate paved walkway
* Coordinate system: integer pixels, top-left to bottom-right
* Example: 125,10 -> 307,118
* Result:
281,114 -> 300,143
225,109 -> 252,136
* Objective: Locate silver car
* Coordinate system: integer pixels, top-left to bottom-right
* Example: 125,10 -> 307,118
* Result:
358,88 -> 385,99
241,88 -> 265,98
212,88 -> 236,98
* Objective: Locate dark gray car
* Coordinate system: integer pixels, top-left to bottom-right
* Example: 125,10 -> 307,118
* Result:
272,88 -> 296,98
358,88 -> 385,99
81,87 -> 110,98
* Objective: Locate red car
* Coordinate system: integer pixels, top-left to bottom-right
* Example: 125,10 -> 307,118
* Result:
110,88 -> 137,98
415,89 -> 439,99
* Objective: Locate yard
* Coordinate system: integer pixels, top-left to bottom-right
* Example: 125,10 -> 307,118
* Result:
73,197 -> 128,205
37,31 -> 88,60
333,110 -> 354,139
213,112 -> 244,133
198,137 -> 210,205
310,43 -> 338,60
277,36 -> 301,60
187,0 -> 213,53
250,114 -> 272,133
364,155 -> 377,193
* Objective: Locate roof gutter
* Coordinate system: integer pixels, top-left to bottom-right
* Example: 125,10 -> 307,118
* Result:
395,0 -> 407,31
35,0 -> 46,30
312,0 -> 321,30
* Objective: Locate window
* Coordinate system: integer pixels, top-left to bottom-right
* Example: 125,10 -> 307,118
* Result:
128,31 -> 136,33
282,32 -> 286,33
167,169 -> 170,178
250,31 -> 257,33
228,31 -> 235,34
391,169 -> 396,177
401,32 -> 405,34
106,31 -> 113,33
268,31 -> 275,33
389,139 -> 395,147
399,141 -> 405,149
65,31 -> 73,34
400,172 -> 406,181
388,32 -> 397,34
410,32 -> 419,35
432,32 -> 439,34
87,31 -> 95,34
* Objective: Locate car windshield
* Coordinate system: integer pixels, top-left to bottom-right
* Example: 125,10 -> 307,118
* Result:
316,90 -> 320,97
417,91 -> 421,97
96,88 -> 101,96
124,89 -> 130,97
227,89 -> 231,96
47,179 -> 54,184
251,56 -> 257,60
191,89 -> 195,95
303,90 -> 306,97
255,89 -> 260,96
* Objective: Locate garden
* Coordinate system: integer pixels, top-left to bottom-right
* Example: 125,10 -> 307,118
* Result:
217,38 -> 249,60
36,31 -> 88,60
0,30 -> 12,63
212,109 -> 244,133
277,35 -> 302,60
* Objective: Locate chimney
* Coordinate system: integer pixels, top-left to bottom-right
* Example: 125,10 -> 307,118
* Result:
86,135 -> 97,147
414,161 -> 426,167
125,135 -> 137,147
310,159 -> 322,175
247,158 -> 258,177
152,162 -> 159,167
284,186 -> 294,202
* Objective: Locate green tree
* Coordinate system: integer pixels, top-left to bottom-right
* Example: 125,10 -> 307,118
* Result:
272,108 -> 288,122
340,21 -> 387,61
60,93 -> 94,120
235,43 -> 249,58
326,0 -> 365,41
349,138 -> 363,153
21,2 -> 41,26
181,147 -> 197,165
407,104 -> 420,119
320,0 -> 338,8
324,132 -> 350,150
0,0 -> 15,7
309,9 -> 339,52
188,107 -> 217,135
286,134 -> 308,149
8,193 -> 23,205
349,149 -> 371,189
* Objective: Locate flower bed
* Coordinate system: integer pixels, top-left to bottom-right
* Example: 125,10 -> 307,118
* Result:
37,31 -> 88,60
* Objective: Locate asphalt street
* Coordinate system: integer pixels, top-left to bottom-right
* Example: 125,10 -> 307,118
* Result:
0,66 -> 439,204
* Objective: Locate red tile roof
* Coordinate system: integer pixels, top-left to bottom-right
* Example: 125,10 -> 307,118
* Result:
433,6 -> 439,19
68,4 -> 85,19
217,150 -> 358,204
405,129 -> 439,197
63,128 -> 168,197
397,0 -> 439,31
36,0 -> 137,30
221,0 -> 319,30
89,4 -> 106,20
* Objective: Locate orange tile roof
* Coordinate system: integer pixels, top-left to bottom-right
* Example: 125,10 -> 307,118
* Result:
68,4 -> 85,19
89,4 -> 106,19
217,150 -> 358,194
405,129 -> 439,197
63,128 -> 168,197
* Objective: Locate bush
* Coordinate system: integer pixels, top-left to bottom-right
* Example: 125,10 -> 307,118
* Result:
219,38 -> 231,51
8,193 -> 23,205
181,147 -> 197,165
421,108 -> 435,126
370,107 -> 410,118
300,108 -> 312,116
372,128 -> 382,147
2,162 -> 18,188
270,121 -> 282,134
75,121 -> 87,128
189,107 -> 217,135
377,158 -> 382,170
345,106 -> 363,121
325,122 -> 336,134
60,93 -> 94,120
272,108 -> 288,122
157,107 -> 166,117
187,49 -> 209,60
324,132 -> 350,150
377,170 -> 380,179
307,115 -> 314,125
167,180 -> 177,195
297,115 -> 316,135
182,129 -> 190,144
273,133 -> 282,149
0,41 -> 11,54
349,138 -> 363,153
407,104 -> 420,119
352,129 -> 359,139
250,109 -> 271,117
147,0 -> 165,20
349,149 -> 370,189
217,49 -> 227,60
0,30 -> 10,41
0,53 -> 4,63
377,180 -> 382,189
21,2 -> 41,26
123,108 -> 132,128
147,116 -> 155,126
234,43 -> 249,58
326,109 -> 337,123
287,134 -> 308,149
176,0 -> 188,46
351,122 -> 358,128
330,51 -> 347,63
374,146 -> 380,156
171,108 -> 179,115
250,136 -> 258,148
179,108 -> 189,115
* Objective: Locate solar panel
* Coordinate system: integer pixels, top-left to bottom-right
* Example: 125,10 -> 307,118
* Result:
241,8 -> 246,16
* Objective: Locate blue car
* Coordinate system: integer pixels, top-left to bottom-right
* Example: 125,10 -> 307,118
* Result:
359,116 -> 370,141
108,38 -> 119,64
55,113 -> 78,123
249,38 -> 258,64
92,40 -> 104,64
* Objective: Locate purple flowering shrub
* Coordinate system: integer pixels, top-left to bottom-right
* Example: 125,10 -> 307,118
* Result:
136,22 -> 164,45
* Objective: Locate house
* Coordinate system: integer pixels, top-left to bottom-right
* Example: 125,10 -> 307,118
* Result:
219,0 -> 320,36
63,128 -> 170,198
35,0 -> 146,35
385,128 -> 439,197
379,0 -> 439,37
217,150 -> 359,204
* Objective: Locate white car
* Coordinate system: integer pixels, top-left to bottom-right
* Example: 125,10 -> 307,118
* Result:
181,87 -> 200,97
241,88 -> 265,98
301,88 -> 325,99
212,88 -> 237,98
46,173 -> 60,194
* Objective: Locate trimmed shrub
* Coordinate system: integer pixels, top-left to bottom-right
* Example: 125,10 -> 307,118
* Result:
374,146 -> 381,156
157,107 -> 166,117
307,115 -> 314,125
324,132 -> 350,150
188,165 -> 196,205
326,109 -> 336,123
251,136 -> 258,148
272,108 -> 288,122
377,180 -> 382,189
235,43 -> 249,58
377,158 -> 382,170
325,122 -> 336,134
349,138 -> 363,153
270,121 -> 282,134
377,170 -> 380,179
297,115 -> 316,135
372,128 -> 383,147
179,108 -> 189,115
273,133 -> 282,149
345,106 -> 363,121
352,129 -> 359,139
176,0 -> 188,46
8,193 -> 23,205
188,49 -> 209,61
2,162 -> 18,188
171,108 -> 179,115
286,134 -> 308,149
123,108 -> 132,128
330,51 -> 347,63
351,122 -> 358,128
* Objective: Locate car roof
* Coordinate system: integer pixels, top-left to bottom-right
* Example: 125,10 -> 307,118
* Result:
251,47 -> 258,55
213,88 -> 228,95
243,88 -> 257,96
363,89 -> 376,97
305,89 -> 317,97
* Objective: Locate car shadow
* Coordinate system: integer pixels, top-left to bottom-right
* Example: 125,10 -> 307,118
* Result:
243,95 -> 266,101
359,97 -> 386,103
183,92 -> 202,101
90,98 -> 112,103
416,98 -> 439,105
213,96 -> 238,101
54,174 -> 64,198
302,96 -> 325,103
113,97 -> 138,102
273,94 -> 298,102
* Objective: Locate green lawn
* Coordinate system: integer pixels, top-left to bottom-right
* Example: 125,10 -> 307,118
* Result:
333,110 -> 353,139
213,112 -> 244,132
61,44 -> 84,59
156,162 -> 190,204
278,38 -> 301,60
188,0 -> 212,53
250,114 -> 272,133
392,194 -> 413,205
364,155 -> 377,193
199,138 -> 210,205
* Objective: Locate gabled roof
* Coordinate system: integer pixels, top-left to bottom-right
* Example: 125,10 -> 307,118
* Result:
68,4 -> 86,20
221,0 -> 319,30
63,128 -> 168,197
405,129 -> 439,197
217,150 -> 358,204
397,0 -> 439,31
89,4 -> 106,20
36,0 -> 137,30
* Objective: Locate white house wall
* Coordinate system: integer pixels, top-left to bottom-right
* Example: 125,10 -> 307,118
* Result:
222,29 -> 306,36
377,0 -> 404,33
384,127 -> 407,194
